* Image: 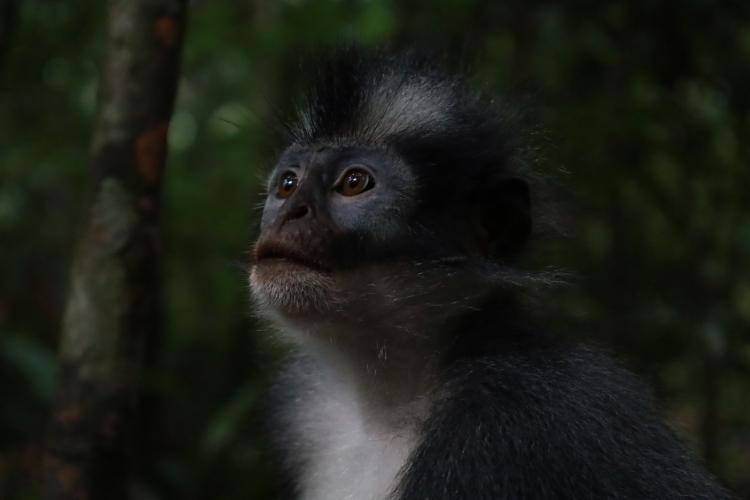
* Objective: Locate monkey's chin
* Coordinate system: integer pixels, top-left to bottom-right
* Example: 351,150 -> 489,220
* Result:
249,260 -> 338,318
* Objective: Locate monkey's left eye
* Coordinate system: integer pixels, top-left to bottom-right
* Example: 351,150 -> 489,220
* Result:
336,168 -> 373,196
276,171 -> 298,199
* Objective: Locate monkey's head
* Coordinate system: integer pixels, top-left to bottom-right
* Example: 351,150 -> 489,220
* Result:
250,51 -> 538,330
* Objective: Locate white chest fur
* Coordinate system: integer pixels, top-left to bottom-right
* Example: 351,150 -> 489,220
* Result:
287,358 -> 423,500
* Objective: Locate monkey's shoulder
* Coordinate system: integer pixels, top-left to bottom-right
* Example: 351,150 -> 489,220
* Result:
403,344 -> 732,500
443,343 -> 657,414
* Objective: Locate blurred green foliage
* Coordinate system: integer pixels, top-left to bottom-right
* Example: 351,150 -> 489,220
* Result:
1,0 -> 749,498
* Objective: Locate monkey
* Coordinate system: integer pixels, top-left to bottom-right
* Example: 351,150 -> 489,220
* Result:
248,50 -> 733,500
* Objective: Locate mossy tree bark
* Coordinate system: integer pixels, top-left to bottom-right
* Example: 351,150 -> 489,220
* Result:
43,1 -> 187,499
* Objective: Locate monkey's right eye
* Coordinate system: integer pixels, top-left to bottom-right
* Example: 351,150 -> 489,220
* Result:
276,171 -> 298,199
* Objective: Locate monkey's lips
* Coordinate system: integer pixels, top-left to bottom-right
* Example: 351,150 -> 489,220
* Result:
252,240 -> 330,274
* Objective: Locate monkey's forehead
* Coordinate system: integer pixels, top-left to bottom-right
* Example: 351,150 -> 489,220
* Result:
289,73 -> 465,147
278,142 -> 402,163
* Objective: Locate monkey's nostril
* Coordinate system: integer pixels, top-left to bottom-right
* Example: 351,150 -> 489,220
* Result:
284,204 -> 309,222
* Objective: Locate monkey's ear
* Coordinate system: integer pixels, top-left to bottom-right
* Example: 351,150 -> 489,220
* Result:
479,178 -> 531,257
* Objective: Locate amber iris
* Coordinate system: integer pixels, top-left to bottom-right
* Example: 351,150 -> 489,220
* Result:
277,171 -> 298,198
337,168 -> 372,196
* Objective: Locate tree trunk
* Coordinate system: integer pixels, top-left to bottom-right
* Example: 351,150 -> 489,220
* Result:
43,1 -> 187,499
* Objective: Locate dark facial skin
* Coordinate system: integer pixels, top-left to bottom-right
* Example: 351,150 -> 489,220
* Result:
250,144 -> 422,316
255,145 -> 417,271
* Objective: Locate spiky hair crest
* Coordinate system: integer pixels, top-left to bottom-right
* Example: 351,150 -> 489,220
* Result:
285,49 -> 534,188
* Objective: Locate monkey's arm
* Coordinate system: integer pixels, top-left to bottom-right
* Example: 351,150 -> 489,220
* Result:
396,346 -> 732,500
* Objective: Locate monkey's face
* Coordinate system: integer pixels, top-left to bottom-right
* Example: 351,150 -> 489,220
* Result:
250,137 -> 533,328
250,144 -> 421,320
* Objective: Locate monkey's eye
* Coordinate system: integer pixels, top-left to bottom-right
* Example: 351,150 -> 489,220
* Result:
276,171 -> 298,199
336,168 -> 373,196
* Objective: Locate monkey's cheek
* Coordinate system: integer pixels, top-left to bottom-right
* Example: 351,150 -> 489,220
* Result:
249,262 -> 338,316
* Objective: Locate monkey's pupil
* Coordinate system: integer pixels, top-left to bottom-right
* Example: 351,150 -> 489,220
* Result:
347,173 -> 362,187
278,173 -> 297,197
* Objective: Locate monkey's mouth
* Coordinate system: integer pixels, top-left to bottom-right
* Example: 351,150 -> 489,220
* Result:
254,240 -> 329,273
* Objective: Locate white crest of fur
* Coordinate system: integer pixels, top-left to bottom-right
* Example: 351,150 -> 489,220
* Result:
360,76 -> 453,142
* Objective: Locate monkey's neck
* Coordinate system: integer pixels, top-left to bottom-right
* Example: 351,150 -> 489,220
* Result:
276,287 -> 525,420
298,320 -> 440,420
